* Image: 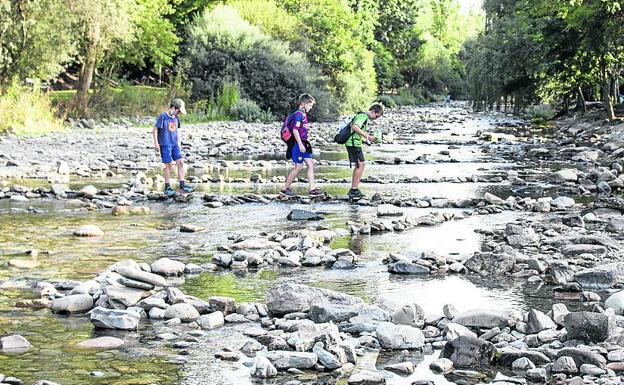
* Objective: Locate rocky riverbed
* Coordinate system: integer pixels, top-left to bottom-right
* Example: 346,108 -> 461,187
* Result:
2,104 -> 624,385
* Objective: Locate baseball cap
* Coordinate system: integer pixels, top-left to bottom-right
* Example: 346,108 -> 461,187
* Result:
171,98 -> 187,115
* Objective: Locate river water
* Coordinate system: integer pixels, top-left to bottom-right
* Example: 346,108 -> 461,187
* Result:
0,106 -> 593,384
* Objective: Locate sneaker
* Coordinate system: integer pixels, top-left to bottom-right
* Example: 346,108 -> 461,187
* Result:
348,189 -> 365,199
164,186 -> 176,197
309,188 -> 323,197
181,185 -> 194,193
280,188 -> 296,197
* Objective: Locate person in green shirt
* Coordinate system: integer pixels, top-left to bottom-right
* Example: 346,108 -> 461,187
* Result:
345,103 -> 384,199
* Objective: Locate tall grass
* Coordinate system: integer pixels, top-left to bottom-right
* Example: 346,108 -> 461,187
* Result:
0,83 -> 64,135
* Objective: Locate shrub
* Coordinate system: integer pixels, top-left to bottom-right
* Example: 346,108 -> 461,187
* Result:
524,104 -> 555,121
66,83 -> 169,118
393,88 -> 426,106
376,95 -> 397,109
231,99 -> 274,123
183,5 -> 338,121
0,82 -> 63,135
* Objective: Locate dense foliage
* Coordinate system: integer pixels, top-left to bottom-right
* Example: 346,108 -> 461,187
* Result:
1,0 -> 483,131
465,0 -> 624,120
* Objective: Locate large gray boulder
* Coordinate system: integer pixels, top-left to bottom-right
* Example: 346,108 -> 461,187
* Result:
266,283 -> 362,315
73,224 -> 104,237
251,356 -> 277,378
387,261 -> 430,275
197,311 -> 224,329
287,323 -> 341,352
115,267 -> 166,287
390,303 -> 425,328
564,312 -> 615,343
76,336 -> 124,349
309,303 -> 361,323
263,351 -> 318,370
90,306 -> 140,330
164,303 -> 200,322
493,347 -> 551,366
375,322 -> 425,350
0,335 -> 31,352
441,336 -> 495,368
505,224 -> 539,247
526,309 -> 556,334
605,289 -> 624,315
556,347 -> 607,368
552,356 -> 578,374
464,252 -> 514,275
444,323 -> 477,341
347,370 -> 386,385
313,344 -> 341,370
453,309 -> 510,329
574,262 -> 624,289
51,294 -> 93,314
287,209 -> 324,221
151,257 -> 185,276
551,169 -> 578,183
105,286 -> 145,309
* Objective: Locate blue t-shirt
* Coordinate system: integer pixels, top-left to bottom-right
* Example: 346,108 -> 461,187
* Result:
155,112 -> 180,146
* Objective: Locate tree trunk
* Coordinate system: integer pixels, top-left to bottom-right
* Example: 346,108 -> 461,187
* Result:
76,42 -> 97,114
603,81 -> 616,121
575,85 -> 586,113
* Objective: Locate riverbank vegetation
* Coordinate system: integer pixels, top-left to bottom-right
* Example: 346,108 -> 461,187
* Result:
465,0 -> 624,121
0,0 -> 481,133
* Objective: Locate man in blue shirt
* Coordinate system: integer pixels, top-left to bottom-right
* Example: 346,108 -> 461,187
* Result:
152,98 -> 193,197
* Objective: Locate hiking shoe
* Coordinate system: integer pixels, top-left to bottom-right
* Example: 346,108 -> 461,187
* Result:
348,189 -> 365,199
280,188 -> 296,197
181,185 -> 194,193
164,186 -> 176,197
309,188 -> 323,197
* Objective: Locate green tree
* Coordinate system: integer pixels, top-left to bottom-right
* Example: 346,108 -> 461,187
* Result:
0,0 -> 76,88
281,0 -> 377,112
105,0 -> 180,82
71,0 -> 137,113
183,5 -> 338,120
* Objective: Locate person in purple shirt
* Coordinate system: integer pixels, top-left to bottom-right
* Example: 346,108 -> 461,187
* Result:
152,98 -> 193,197
281,93 -> 323,197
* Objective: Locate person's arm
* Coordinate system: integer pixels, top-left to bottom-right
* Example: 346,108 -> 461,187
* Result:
351,124 -> 374,143
153,115 -> 162,151
293,129 -> 305,151
152,126 -> 159,151
177,117 -> 182,148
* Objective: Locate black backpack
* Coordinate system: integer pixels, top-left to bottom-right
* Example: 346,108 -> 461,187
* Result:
333,112 -> 367,144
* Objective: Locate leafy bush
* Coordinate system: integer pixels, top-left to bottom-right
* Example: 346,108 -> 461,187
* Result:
186,99 -> 231,123
0,82 -> 63,135
59,84 -> 169,118
524,104 -> 555,121
393,88 -> 426,106
376,95 -> 397,109
183,5 -> 338,121
230,99 -> 274,123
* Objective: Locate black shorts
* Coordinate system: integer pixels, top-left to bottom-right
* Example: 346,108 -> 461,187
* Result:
346,146 -> 365,167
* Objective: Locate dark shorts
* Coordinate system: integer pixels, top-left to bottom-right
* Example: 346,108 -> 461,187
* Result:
346,146 -> 365,166
160,144 -> 182,163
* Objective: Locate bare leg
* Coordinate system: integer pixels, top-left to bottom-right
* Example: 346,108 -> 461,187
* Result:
304,158 -> 315,191
351,161 -> 366,189
164,164 -> 172,184
283,163 -> 304,189
176,159 -> 185,183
